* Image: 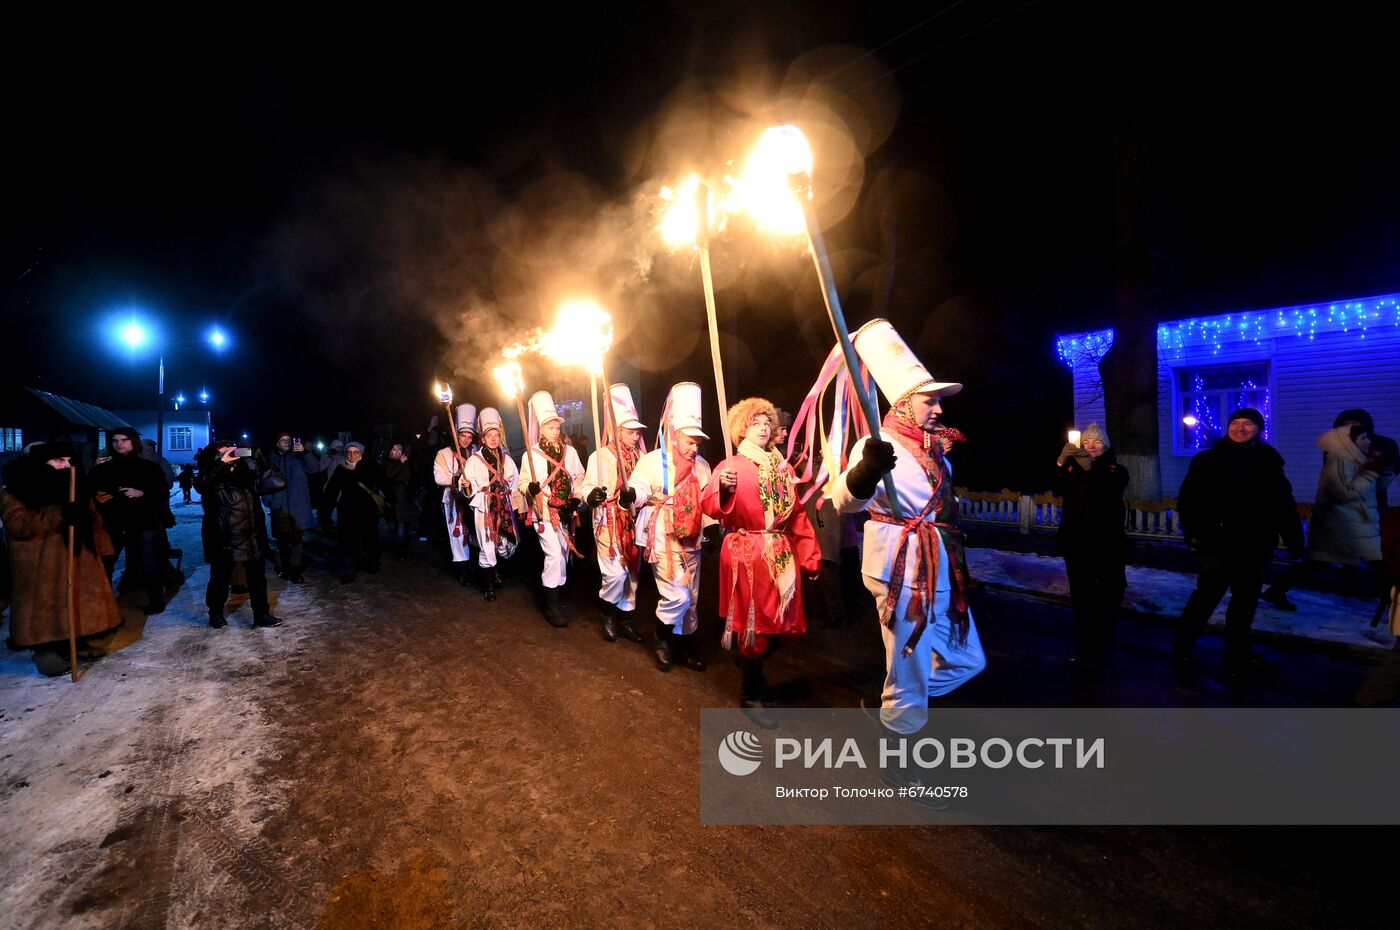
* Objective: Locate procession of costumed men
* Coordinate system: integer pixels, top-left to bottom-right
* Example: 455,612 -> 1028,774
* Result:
413,318 -> 982,718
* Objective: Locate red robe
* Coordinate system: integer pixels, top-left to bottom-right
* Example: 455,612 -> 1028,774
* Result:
701,443 -> 822,657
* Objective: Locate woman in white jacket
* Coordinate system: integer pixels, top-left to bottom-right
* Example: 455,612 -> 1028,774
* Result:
1263,424 -> 1386,610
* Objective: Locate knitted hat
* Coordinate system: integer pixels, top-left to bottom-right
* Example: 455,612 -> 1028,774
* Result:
1227,407 -> 1265,430
1080,423 -> 1110,448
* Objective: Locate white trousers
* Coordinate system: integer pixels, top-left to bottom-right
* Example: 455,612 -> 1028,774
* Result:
473,509 -> 498,569
655,550 -> 702,634
596,543 -> 638,610
443,500 -> 472,563
864,575 -> 986,735
536,519 -> 570,589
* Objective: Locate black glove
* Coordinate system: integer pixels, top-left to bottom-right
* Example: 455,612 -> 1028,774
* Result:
526,481 -> 541,498
845,439 -> 897,500
61,501 -> 90,529
617,486 -> 637,508
586,486 -> 608,507
558,497 -> 582,516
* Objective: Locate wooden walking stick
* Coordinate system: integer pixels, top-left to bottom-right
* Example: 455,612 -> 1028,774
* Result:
66,467 -> 81,683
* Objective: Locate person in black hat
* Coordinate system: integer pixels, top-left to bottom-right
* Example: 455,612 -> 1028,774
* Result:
89,426 -> 174,614
1172,407 -> 1304,679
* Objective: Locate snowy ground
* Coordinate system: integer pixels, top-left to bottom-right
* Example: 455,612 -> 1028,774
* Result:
968,548 -> 1396,653
1,497 -> 1391,928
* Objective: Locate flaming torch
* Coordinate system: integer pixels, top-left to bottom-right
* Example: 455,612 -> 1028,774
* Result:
731,124 -> 903,517
491,360 -> 537,493
540,299 -> 615,455
434,381 -> 463,458
658,176 -> 735,455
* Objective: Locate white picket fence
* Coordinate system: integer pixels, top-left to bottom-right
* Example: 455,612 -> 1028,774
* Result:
955,488 -> 1187,539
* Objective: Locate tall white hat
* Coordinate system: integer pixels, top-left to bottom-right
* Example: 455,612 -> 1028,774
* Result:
609,383 -> 646,430
528,390 -> 562,428
477,406 -> 504,436
455,404 -> 478,435
668,381 -> 708,439
851,318 -> 962,405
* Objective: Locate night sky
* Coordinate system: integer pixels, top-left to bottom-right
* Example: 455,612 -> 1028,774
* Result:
6,2 -> 1399,487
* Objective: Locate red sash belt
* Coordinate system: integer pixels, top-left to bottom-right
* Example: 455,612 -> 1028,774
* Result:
869,511 -> 970,657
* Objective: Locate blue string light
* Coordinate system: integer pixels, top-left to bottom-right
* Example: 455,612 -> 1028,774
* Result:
1154,294 -> 1400,360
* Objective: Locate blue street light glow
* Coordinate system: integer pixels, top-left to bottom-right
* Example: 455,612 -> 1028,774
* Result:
208,327 -> 227,350
199,389 -> 210,403
120,320 -> 149,349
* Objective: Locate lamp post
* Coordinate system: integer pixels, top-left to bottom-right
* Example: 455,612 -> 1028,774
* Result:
117,320 -> 229,455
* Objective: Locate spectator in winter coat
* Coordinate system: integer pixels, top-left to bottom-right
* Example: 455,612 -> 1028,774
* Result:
1263,424 -> 1387,610
262,432 -> 324,582
323,441 -> 386,583
89,427 -> 174,614
1053,423 -> 1130,665
195,441 -> 284,629
1331,408 -> 1398,510
382,442 -> 419,559
177,463 -> 196,503
0,443 -> 122,676
1171,408 -> 1303,677
141,439 -> 176,490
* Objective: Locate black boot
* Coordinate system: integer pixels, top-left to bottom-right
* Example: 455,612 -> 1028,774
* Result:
253,613 -> 284,629
616,609 -> 645,643
542,587 -> 568,628
680,633 -> 707,671
455,561 -> 472,587
209,612 -> 227,629
483,570 -> 496,602
653,620 -> 674,671
599,599 -> 618,642
738,656 -> 772,707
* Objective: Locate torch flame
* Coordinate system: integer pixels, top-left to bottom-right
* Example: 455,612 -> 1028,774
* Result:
493,361 -> 523,398
732,124 -> 814,237
540,299 -> 614,376
659,175 -> 716,249
434,382 -> 453,405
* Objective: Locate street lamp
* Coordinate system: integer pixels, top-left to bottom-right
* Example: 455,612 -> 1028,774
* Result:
106,313 -> 231,455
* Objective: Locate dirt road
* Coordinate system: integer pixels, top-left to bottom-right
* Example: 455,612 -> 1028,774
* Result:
0,505 -> 1384,929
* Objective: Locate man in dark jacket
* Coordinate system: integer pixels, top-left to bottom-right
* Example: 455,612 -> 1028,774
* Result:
323,441 -> 385,583
196,440 -> 284,629
263,431 -> 324,582
90,426 -> 174,614
1171,407 -> 1304,676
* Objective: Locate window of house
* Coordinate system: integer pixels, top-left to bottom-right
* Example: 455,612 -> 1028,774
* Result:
1,427 -> 22,452
1174,361 -> 1271,453
169,426 -> 193,452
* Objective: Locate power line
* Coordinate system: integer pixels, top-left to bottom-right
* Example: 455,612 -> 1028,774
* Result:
823,0 -> 974,80
849,0 -> 1052,95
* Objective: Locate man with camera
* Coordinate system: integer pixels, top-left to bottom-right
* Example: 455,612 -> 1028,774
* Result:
263,431 -> 324,583
195,440 -> 286,629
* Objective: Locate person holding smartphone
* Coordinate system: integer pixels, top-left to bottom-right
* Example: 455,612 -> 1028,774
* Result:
195,440 -> 286,629
263,431 -> 324,582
